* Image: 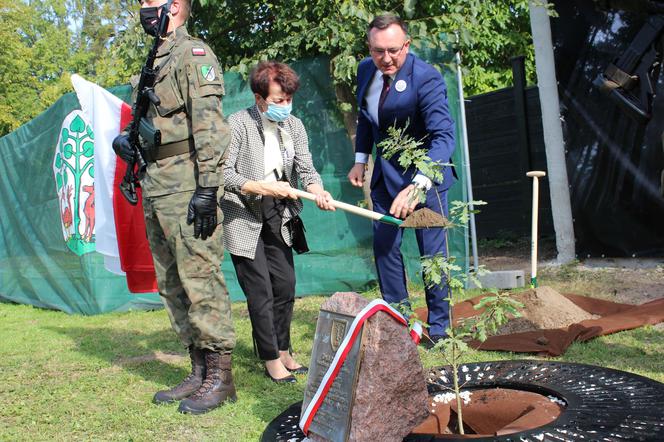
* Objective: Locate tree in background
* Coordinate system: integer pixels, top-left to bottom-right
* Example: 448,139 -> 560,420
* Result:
188,0 -> 535,204
0,0 -> 140,137
67,0 -> 141,86
0,0 -> 70,135
191,0 -> 535,104
1,0 -> 535,137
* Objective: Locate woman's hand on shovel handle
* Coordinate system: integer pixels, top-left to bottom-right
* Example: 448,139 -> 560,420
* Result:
390,184 -> 419,219
242,181 -> 298,199
307,184 -> 336,211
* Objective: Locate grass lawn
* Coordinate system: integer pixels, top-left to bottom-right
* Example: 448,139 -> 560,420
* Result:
2,277 -> 663,441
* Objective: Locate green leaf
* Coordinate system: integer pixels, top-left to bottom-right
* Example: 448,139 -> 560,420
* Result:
339,102 -> 352,113
69,115 -> 86,134
404,0 -> 417,19
64,143 -> 74,159
475,295 -> 498,308
82,141 -> 94,157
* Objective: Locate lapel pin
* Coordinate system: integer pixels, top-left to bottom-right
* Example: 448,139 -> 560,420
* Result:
395,79 -> 407,92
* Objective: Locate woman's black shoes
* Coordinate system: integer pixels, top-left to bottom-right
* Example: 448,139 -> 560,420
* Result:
264,368 -> 297,384
287,365 -> 308,375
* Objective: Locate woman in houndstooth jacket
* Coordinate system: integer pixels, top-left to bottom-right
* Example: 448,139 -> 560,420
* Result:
221,61 -> 335,383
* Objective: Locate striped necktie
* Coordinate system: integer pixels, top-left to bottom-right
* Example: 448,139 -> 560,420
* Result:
378,74 -> 391,111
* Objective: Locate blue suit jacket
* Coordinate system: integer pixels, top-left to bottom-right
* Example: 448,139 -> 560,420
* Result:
355,53 -> 457,198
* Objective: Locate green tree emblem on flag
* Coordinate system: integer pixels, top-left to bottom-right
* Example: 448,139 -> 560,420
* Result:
52,110 -> 96,256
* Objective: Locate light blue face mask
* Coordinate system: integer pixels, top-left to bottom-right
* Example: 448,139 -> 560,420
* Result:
264,102 -> 292,122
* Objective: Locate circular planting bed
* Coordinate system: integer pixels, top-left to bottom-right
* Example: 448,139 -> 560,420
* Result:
262,360 -> 664,441
410,387 -> 564,436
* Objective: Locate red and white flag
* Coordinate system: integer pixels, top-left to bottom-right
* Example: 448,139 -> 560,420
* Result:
71,74 -> 158,293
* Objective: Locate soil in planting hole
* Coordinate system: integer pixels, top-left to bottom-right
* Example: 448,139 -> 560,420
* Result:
411,388 -> 565,438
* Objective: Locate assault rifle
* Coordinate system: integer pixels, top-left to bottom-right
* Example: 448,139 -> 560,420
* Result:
119,0 -> 173,205
594,0 -> 664,122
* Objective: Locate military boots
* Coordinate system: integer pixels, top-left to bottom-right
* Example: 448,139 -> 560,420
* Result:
153,345 -> 206,404
178,351 -> 236,414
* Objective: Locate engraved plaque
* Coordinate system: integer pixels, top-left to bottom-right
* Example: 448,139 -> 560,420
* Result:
301,309 -> 365,442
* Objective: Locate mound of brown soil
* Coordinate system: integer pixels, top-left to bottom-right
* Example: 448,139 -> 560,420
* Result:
494,286 -> 597,336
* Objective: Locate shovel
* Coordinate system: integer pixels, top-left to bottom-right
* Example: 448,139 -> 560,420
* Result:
292,189 -> 450,228
526,171 -> 546,288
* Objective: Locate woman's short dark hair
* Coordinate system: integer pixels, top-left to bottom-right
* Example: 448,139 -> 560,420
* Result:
249,61 -> 300,99
367,13 -> 408,38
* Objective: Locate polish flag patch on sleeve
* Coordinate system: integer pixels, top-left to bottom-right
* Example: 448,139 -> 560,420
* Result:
192,47 -> 206,56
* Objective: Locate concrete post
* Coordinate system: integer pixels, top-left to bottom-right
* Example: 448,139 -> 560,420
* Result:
528,2 -> 576,263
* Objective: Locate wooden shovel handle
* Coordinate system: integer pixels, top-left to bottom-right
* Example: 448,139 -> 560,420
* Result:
291,188 -> 402,226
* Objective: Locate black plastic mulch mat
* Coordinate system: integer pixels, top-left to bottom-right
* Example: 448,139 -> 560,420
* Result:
261,360 -> 664,442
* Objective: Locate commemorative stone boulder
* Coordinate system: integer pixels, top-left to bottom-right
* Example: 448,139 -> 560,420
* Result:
302,292 -> 429,442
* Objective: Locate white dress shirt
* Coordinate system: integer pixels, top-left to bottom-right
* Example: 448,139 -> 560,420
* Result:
260,113 -> 284,182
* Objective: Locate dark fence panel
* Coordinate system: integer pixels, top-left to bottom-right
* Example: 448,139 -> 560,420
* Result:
465,58 -> 552,239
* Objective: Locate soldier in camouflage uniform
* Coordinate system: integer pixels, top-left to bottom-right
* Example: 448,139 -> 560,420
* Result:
112,0 -> 236,415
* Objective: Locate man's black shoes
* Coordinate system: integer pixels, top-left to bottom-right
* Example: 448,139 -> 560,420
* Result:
420,334 -> 446,350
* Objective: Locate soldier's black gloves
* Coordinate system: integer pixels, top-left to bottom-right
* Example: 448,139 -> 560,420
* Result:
187,186 -> 218,240
112,134 -> 136,164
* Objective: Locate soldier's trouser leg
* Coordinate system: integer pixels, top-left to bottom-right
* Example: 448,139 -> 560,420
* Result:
143,192 -> 236,353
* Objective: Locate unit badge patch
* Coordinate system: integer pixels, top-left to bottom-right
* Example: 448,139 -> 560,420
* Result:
200,64 -> 216,82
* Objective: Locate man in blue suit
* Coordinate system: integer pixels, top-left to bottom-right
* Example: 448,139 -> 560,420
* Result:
347,13 -> 456,345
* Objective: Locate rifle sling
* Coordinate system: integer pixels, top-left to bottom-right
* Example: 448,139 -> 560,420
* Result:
145,138 -> 194,162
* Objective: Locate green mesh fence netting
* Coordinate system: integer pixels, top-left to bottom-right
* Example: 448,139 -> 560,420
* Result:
0,54 -> 468,314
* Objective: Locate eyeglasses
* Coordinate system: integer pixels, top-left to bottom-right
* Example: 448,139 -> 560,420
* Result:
369,42 -> 409,57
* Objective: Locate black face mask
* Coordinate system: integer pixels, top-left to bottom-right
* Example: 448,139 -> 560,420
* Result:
140,6 -> 160,36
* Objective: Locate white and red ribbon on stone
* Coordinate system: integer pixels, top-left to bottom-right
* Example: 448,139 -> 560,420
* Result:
299,299 -> 423,435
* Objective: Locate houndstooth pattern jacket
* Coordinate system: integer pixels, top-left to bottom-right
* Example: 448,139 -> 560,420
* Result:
220,104 -> 323,259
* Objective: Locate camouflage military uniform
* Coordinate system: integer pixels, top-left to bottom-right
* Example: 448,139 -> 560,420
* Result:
137,25 -> 235,353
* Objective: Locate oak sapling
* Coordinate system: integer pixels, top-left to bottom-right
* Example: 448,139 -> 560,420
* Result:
379,124 -> 522,434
